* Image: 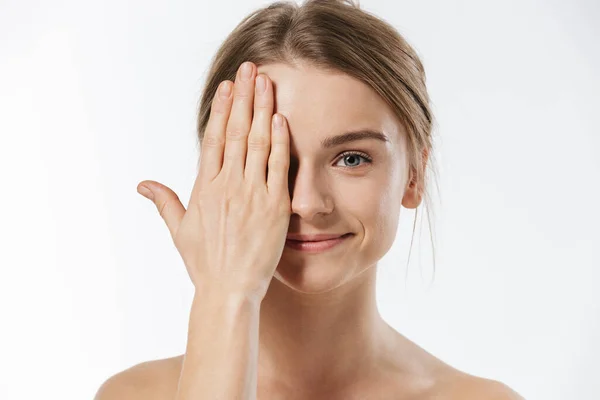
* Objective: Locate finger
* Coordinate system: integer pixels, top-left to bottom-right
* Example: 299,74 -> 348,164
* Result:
137,181 -> 186,242
244,73 -> 274,186
221,61 -> 256,180
197,80 -> 233,188
266,114 -> 290,194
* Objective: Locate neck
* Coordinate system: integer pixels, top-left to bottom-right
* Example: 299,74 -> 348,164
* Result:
257,264 -> 395,391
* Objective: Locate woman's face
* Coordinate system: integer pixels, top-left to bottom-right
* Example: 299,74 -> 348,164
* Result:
256,62 -> 414,293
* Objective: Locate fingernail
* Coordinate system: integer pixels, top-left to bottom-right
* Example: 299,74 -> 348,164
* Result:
240,61 -> 253,80
273,113 -> 283,128
256,75 -> 266,94
138,185 -> 154,200
219,81 -> 231,99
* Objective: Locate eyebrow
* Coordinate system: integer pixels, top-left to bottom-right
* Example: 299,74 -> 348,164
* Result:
321,129 -> 389,149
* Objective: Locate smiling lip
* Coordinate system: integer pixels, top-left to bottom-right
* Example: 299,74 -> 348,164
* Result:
286,233 -> 350,241
285,233 -> 353,252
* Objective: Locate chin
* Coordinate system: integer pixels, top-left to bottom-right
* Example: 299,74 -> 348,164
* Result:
269,253 -> 368,295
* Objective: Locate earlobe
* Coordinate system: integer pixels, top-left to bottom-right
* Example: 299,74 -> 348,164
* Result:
401,173 -> 421,209
401,148 -> 429,209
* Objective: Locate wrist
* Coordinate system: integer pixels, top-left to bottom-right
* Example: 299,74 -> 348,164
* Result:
192,283 -> 261,310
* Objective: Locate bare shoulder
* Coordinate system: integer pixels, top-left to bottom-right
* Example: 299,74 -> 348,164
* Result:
382,330 -> 525,400
434,372 -> 525,400
94,355 -> 184,400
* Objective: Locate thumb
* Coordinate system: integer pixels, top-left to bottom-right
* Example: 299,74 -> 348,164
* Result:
137,181 -> 186,242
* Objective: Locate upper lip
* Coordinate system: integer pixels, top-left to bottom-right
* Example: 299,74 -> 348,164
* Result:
286,233 -> 351,242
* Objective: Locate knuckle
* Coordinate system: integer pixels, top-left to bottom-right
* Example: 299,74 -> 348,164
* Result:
234,89 -> 252,100
254,101 -> 272,111
211,105 -> 227,115
271,195 -> 291,214
242,182 -> 260,198
269,157 -> 288,170
203,134 -> 224,147
157,198 -> 171,219
225,128 -> 247,140
247,135 -> 270,150
210,98 -> 227,115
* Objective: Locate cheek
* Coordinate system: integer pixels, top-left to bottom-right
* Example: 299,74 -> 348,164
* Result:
372,191 -> 402,251
350,193 -> 400,268
333,158 -> 404,249
344,178 -> 402,258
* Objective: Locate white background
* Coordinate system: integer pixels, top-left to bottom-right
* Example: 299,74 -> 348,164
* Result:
1,0 -> 598,399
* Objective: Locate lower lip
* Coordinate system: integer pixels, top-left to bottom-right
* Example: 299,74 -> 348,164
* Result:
285,234 -> 353,253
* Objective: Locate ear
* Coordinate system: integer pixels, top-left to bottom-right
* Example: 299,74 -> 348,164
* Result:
401,148 -> 429,209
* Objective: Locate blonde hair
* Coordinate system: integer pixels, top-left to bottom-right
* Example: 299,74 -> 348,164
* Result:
196,0 -> 440,280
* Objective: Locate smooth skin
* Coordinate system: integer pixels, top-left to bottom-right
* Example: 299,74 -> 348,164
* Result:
95,61 -> 525,399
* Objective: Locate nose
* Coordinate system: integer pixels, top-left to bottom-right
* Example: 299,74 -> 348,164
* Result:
288,164 -> 334,222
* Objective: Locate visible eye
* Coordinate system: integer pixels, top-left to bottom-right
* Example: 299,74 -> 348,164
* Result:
334,151 -> 373,168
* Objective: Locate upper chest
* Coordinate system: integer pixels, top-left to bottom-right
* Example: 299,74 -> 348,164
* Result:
153,355 -> 462,400
256,370 -> 445,400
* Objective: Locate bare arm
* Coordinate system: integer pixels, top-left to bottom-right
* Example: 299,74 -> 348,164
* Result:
132,61 -> 290,399
175,288 -> 261,400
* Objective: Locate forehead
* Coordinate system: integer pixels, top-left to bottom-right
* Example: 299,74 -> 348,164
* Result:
256,62 -> 404,150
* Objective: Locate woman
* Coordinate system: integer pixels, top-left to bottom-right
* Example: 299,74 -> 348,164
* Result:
96,0 -> 524,398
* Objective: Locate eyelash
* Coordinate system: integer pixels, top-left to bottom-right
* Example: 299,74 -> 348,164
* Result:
334,151 -> 373,169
